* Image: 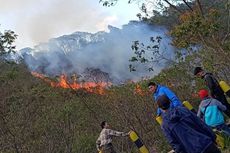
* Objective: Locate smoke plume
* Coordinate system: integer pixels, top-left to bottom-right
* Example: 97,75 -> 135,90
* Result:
20,21 -> 174,83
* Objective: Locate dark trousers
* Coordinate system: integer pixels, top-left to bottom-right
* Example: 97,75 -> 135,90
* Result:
216,94 -> 230,117
216,123 -> 230,137
101,143 -> 116,153
203,143 -> 221,153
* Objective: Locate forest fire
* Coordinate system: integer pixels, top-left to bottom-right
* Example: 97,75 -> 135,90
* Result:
31,72 -> 110,95
134,84 -> 147,96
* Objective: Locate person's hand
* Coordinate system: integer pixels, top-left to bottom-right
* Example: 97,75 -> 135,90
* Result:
97,146 -> 102,152
128,130 -> 132,135
126,131 -> 130,136
157,108 -> 162,116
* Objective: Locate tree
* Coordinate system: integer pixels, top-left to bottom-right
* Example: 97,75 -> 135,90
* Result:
129,36 -> 176,72
99,0 -> 230,77
169,0 -> 230,80
99,0 -> 196,14
0,28 -> 17,57
99,0 -> 196,72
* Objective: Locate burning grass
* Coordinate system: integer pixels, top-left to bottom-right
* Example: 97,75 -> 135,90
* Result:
31,72 -> 111,95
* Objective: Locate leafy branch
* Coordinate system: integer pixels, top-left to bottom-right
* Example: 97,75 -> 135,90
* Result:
129,36 -> 175,72
0,29 -> 17,56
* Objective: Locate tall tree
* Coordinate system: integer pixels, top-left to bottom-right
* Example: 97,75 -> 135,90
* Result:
99,0 -> 230,77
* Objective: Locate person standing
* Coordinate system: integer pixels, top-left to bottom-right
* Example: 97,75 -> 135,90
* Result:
197,89 -> 230,137
157,94 -> 221,153
148,81 -> 182,116
96,121 -> 129,153
194,67 -> 230,117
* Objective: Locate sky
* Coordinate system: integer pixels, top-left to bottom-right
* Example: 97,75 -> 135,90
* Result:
0,0 -> 141,50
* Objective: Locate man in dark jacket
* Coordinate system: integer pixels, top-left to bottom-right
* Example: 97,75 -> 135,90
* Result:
194,67 -> 230,117
157,95 -> 220,153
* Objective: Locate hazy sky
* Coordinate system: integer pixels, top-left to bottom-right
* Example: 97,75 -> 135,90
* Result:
0,0 -> 140,49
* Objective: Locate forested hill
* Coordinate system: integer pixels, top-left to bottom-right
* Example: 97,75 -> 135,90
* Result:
1,0 -> 230,153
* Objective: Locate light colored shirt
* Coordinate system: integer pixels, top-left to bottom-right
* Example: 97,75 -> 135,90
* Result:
96,128 -> 128,150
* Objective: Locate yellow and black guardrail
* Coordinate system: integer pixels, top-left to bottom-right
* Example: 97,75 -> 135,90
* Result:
219,81 -> 230,97
129,130 -> 149,153
183,101 -> 196,113
215,131 -> 225,149
156,115 -> 163,125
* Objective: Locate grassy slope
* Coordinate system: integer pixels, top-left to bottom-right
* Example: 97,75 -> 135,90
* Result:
1,61 -> 230,152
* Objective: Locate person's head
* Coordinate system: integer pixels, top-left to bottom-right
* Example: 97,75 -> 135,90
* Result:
100,121 -> 109,129
156,95 -> 171,111
194,67 -> 205,78
198,89 -> 209,100
148,81 -> 157,93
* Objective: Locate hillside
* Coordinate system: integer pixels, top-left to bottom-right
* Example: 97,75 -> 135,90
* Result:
1,0 -> 230,152
1,57 -> 230,153
0,61 -> 171,152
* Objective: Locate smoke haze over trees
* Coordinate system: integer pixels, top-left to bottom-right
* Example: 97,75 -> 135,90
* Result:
1,0 -> 230,153
19,21 -> 174,83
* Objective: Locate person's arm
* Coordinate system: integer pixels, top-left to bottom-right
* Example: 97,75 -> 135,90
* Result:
162,126 -> 184,153
213,99 -> 227,111
107,129 -> 128,137
157,108 -> 162,116
205,75 -> 216,97
197,105 -> 202,118
154,94 -> 162,116
96,137 -> 101,151
162,87 -> 182,107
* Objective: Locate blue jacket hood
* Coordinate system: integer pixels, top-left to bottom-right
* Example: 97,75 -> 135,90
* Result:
163,107 -> 190,129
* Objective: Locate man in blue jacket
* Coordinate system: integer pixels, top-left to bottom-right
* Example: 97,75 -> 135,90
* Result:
157,95 -> 220,153
148,82 -> 182,115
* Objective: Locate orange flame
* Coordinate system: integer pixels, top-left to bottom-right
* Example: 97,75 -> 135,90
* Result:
31,72 -> 111,95
134,84 -> 146,96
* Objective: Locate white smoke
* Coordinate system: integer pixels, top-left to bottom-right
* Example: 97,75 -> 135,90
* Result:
19,21 -> 174,83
